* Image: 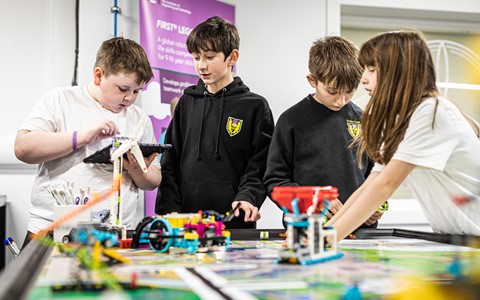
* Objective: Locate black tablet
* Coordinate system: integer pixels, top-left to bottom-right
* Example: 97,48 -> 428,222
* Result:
83,143 -> 173,164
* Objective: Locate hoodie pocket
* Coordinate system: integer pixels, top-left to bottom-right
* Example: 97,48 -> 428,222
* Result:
180,182 -> 235,214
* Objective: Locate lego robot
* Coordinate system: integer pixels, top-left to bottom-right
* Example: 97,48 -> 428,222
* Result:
271,186 -> 344,265
132,210 -> 234,254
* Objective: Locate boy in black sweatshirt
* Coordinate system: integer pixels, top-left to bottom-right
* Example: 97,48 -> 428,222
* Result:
263,36 -> 384,228
156,16 -> 274,229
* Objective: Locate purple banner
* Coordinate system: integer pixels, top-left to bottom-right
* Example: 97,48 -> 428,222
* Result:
139,0 -> 235,217
140,0 -> 235,74
142,69 -> 198,140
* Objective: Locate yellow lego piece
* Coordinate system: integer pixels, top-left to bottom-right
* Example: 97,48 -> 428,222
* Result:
102,248 -> 132,264
92,241 -> 102,269
165,213 -> 195,228
184,232 -> 199,240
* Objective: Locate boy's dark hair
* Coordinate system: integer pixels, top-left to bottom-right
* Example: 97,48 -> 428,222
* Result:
94,37 -> 154,84
308,36 -> 363,93
186,16 -> 239,60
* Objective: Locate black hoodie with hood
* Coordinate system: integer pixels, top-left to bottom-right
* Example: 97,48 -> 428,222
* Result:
156,77 -> 274,228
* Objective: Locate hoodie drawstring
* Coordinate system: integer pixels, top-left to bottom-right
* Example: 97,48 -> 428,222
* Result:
214,88 -> 226,160
196,92 -> 208,161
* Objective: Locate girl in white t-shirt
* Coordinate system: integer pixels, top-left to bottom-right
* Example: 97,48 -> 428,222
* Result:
326,30 -> 480,240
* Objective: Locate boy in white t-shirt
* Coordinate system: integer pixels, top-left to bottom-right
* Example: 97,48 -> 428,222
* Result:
15,37 -> 162,247
326,30 -> 480,240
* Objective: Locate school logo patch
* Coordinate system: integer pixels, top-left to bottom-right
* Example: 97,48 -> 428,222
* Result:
226,117 -> 243,137
347,119 -> 361,139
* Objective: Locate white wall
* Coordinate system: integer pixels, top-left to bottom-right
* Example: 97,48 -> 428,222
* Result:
221,0 -> 327,119
0,0 -> 71,264
2,0 -> 479,263
338,0 -> 480,12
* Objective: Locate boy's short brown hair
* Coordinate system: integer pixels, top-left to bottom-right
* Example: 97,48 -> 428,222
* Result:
94,37 -> 154,84
308,36 -> 362,92
186,16 -> 239,60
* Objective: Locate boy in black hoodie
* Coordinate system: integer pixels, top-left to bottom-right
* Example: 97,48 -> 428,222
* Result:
156,16 -> 274,229
263,36 -> 384,228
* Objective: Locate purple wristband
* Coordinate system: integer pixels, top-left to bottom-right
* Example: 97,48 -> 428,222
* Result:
72,131 -> 78,152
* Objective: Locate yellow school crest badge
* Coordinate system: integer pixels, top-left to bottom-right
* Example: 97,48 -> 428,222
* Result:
226,117 -> 243,137
347,119 -> 361,139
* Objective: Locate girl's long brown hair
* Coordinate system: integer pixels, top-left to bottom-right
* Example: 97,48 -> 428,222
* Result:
356,31 -> 439,166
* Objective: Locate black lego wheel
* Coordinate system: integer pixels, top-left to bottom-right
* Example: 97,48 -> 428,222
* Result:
148,218 -> 174,252
62,235 -> 70,244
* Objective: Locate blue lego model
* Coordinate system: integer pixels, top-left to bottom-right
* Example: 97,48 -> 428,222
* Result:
62,222 -> 119,248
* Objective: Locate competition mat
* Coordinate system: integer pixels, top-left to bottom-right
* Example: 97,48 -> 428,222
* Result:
15,229 -> 480,299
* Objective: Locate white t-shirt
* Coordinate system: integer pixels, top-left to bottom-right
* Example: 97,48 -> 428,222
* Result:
373,97 -> 480,235
20,86 -> 161,233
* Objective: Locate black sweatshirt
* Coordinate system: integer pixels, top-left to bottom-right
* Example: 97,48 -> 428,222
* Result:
156,77 -> 274,228
263,95 -> 375,228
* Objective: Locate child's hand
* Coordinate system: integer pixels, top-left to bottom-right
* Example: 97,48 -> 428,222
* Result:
326,198 -> 343,218
82,120 -> 119,145
364,211 -> 384,226
232,200 -> 261,222
123,151 -> 159,174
